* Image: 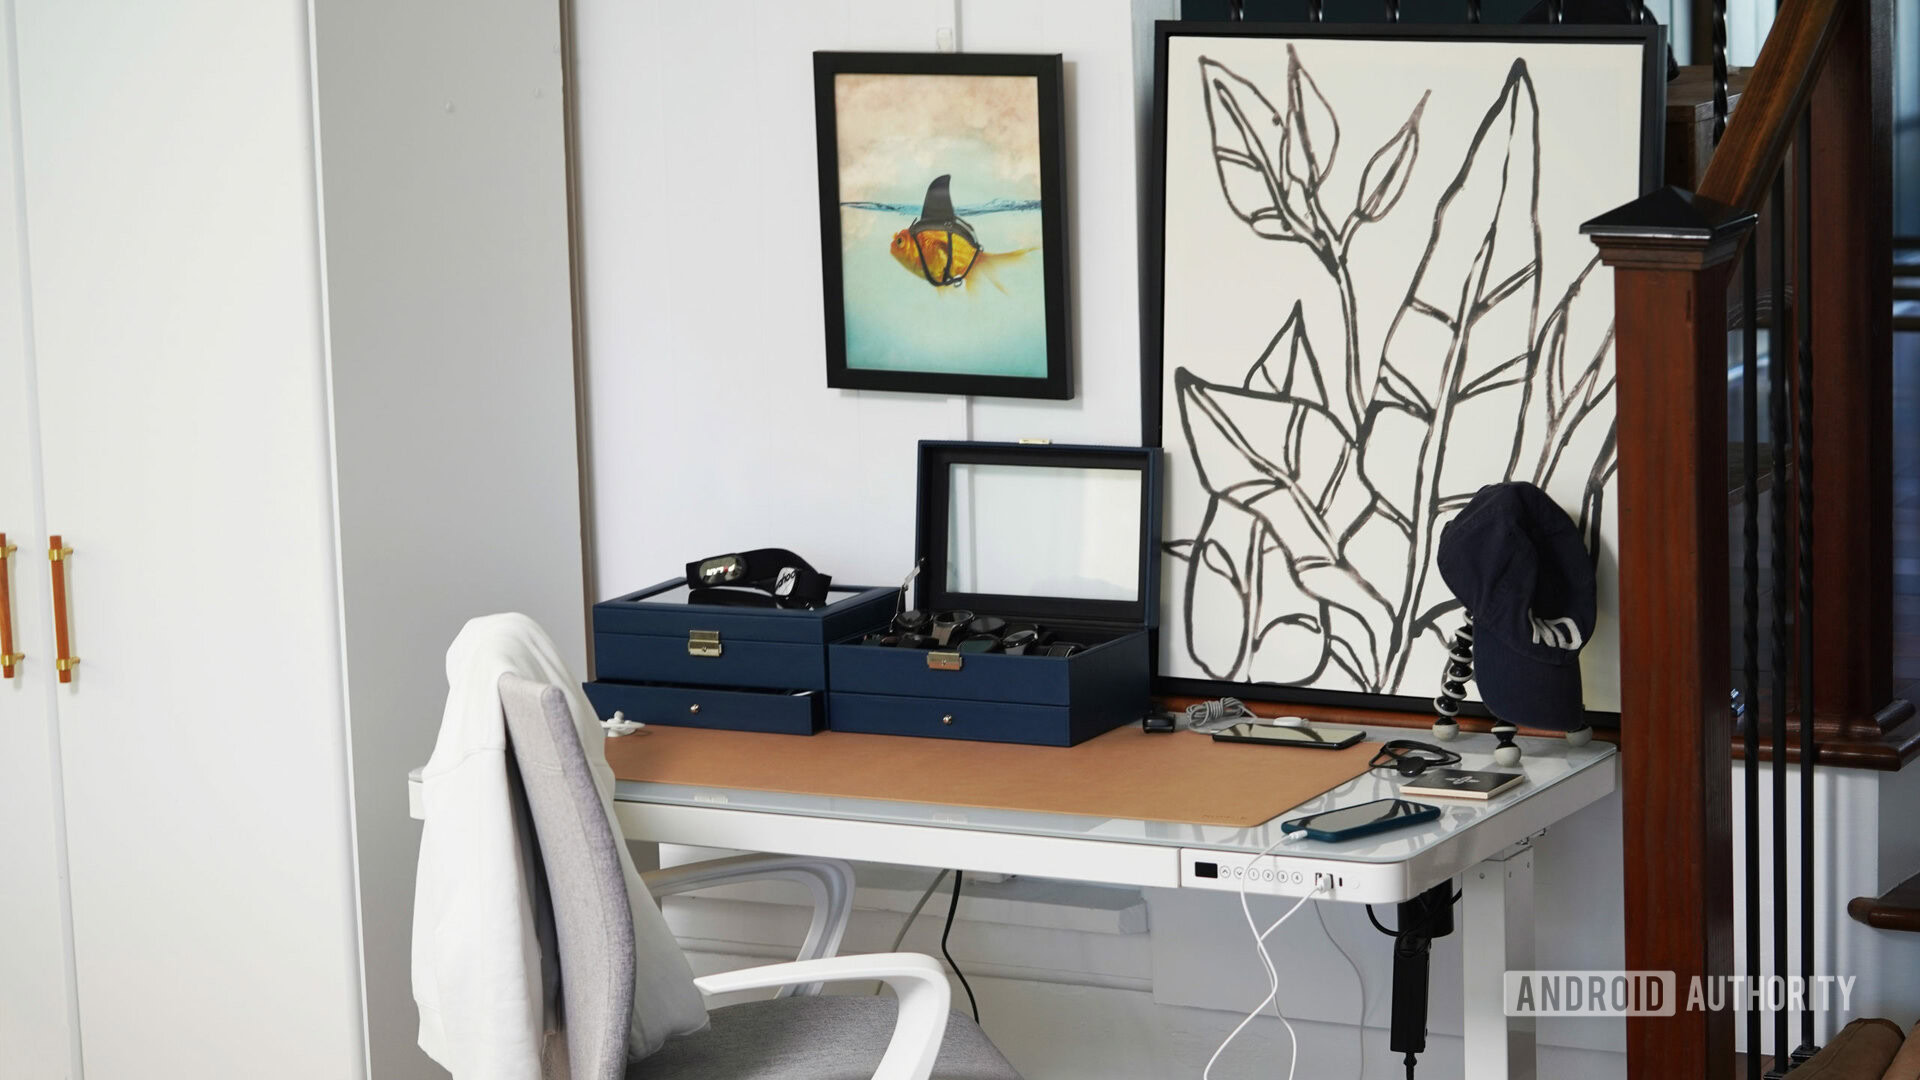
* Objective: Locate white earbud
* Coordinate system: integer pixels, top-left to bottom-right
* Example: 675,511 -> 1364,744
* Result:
601,710 -> 645,737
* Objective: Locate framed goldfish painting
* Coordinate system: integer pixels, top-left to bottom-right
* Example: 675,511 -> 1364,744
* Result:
814,52 -> 1071,399
1145,23 -> 1664,719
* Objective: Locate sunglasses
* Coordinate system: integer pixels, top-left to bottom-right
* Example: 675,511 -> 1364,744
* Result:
1369,740 -> 1463,778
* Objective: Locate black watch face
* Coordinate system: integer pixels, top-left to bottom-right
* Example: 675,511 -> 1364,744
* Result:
1001,629 -> 1039,655
964,615 -> 1007,638
931,610 -> 975,645
894,609 -> 931,633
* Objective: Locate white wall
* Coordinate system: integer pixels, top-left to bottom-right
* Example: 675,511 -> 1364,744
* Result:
574,0 -> 1163,603
308,1 -> 588,1078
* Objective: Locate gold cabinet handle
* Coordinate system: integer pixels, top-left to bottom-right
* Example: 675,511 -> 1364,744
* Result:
0,534 -> 19,678
48,536 -> 76,683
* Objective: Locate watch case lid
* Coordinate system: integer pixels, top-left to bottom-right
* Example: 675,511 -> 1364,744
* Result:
914,440 -> 1162,629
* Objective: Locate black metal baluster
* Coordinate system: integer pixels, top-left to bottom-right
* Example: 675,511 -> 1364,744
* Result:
1385,0 -> 1401,22
1743,208 -> 1765,1080
1769,189 -> 1792,1071
1713,0 -> 1731,144
1546,0 -> 1565,22
1307,0 -> 1325,21
1795,108 -> 1818,1060
1229,0 -> 1246,20
1466,0 -> 1482,24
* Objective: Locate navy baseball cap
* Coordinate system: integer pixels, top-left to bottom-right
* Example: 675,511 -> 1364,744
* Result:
1435,482 -> 1596,732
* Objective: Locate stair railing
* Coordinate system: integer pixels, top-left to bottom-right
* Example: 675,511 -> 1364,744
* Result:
1581,0 -> 1893,1075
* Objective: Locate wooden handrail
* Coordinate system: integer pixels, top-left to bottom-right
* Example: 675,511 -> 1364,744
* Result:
1582,0 -> 1894,1073
1697,0 -> 1847,211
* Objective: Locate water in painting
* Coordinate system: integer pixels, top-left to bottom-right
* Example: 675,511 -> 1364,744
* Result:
833,72 -> 1050,378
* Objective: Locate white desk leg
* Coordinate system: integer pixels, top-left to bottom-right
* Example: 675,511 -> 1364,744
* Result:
1461,844 -> 1537,1080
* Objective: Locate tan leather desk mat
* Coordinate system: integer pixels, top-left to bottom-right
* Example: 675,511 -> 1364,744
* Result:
603,725 -> 1383,828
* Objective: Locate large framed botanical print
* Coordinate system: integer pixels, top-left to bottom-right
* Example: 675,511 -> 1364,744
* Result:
814,52 -> 1073,400
1144,23 -> 1664,717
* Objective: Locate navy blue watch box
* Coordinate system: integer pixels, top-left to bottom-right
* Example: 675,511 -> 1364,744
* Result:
828,441 -> 1162,747
583,580 -> 895,735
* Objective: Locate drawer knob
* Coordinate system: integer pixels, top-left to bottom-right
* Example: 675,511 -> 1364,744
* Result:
689,704 -> 702,715
941,714 -> 954,725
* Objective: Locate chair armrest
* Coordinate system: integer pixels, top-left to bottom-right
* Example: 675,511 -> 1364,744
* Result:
694,953 -> 951,1080
642,853 -> 855,996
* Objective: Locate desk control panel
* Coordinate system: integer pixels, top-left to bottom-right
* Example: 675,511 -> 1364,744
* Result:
1177,847 -> 1420,905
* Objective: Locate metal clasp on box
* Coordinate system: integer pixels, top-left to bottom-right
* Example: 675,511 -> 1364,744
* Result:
688,630 -> 722,658
927,651 -> 962,671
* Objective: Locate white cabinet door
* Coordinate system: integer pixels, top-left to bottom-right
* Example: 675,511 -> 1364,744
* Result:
0,7 -> 78,1076
13,3 -> 365,1076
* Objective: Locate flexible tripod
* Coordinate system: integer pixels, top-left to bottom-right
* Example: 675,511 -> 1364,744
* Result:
1429,613 -> 1591,764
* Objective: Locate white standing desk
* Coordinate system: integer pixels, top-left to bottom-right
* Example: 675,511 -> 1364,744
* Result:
409,729 -> 1617,1079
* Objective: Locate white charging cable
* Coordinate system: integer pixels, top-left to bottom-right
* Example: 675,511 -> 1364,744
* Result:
1313,898 -> 1368,1080
1184,697 -> 1313,734
1203,831 -> 1324,1080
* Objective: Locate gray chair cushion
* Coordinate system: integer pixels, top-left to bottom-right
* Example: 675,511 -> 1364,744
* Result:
497,674 -> 709,1079
500,673 -> 638,1080
632,995 -> 1022,1080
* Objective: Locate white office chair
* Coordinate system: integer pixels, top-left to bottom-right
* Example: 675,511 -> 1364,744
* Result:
495,673 -> 1023,1080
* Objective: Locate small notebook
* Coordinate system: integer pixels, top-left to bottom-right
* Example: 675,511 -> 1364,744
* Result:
1400,768 -> 1526,801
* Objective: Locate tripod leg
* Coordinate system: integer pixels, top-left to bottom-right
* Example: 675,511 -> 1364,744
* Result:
1492,721 -> 1522,766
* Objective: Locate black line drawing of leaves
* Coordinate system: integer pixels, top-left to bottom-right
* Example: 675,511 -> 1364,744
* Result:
1353,91 -> 1428,224
1244,302 -> 1334,422
1517,252 -> 1616,493
1175,368 -> 1398,685
1578,432 -> 1618,559
1200,57 -> 1303,241
1363,58 -> 1544,693
1172,47 -> 1622,701
1282,44 -> 1339,190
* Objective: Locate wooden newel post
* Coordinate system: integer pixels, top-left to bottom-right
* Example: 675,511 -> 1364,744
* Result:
1584,187 -> 1756,1080
1806,0 -> 1898,736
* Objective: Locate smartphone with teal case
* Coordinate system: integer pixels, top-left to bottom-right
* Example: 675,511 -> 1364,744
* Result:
1280,798 -> 1441,842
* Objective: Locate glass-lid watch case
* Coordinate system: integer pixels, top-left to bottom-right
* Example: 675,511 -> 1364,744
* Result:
828,441 -> 1162,746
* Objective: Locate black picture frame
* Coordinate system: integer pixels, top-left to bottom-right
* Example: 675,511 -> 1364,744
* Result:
813,51 -> 1073,400
1141,21 -> 1666,723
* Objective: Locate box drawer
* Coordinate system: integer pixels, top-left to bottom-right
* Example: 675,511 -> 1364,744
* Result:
595,632 -> 826,690
828,628 -> 1149,706
583,680 -> 824,736
827,692 -> 1079,746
